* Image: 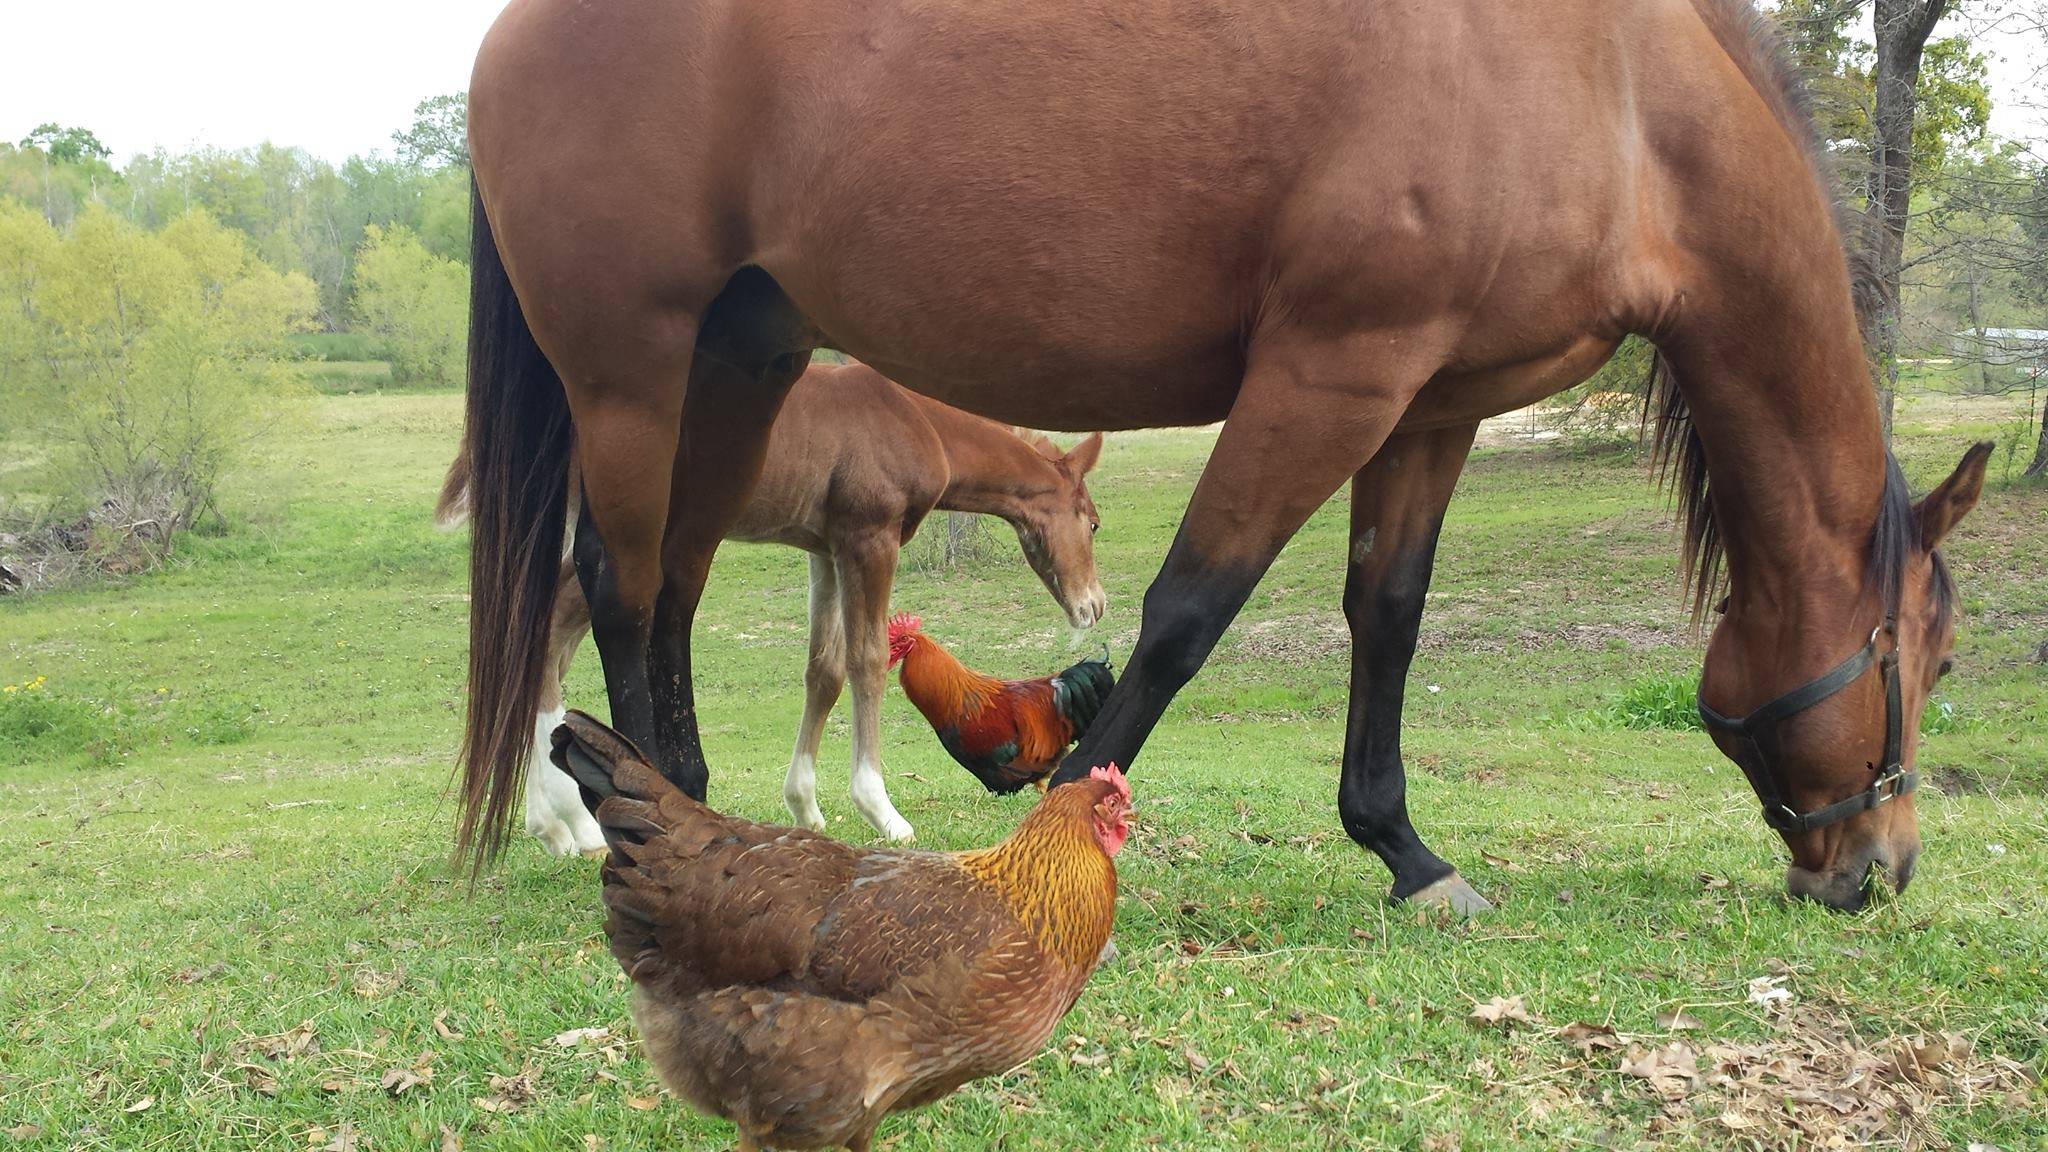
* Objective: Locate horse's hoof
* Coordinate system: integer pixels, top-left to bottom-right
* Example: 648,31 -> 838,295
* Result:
580,847 -> 608,860
529,819 -> 578,858
1402,872 -> 1493,916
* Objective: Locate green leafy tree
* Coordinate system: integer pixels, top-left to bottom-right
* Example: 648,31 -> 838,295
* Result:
393,94 -> 469,170
18,124 -> 110,165
4,207 -> 314,554
350,225 -> 466,386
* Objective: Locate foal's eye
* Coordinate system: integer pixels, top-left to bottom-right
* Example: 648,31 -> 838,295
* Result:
1090,521 -> 1100,535
1937,657 -> 1955,679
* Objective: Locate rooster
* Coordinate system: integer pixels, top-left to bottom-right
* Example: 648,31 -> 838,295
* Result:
550,711 -> 1129,1152
886,614 -> 1115,794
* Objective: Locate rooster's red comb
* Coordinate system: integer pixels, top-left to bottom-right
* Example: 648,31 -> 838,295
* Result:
1090,762 -> 1129,801
887,613 -> 922,644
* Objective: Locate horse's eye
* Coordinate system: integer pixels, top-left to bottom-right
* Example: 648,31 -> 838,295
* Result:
1090,521 -> 1099,534
1937,657 -> 1955,679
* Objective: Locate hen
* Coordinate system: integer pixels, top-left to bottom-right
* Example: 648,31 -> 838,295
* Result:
549,710 -> 1130,1152
886,613 -> 1115,794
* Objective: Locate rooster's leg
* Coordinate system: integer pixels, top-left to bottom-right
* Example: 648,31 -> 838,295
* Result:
1338,423 -> 1489,914
1051,333 -> 1448,787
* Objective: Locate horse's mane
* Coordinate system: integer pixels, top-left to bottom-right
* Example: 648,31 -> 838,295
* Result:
1012,428 -> 1065,462
1646,0 -> 1906,625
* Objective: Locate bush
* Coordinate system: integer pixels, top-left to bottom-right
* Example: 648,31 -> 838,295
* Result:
350,225 -> 465,386
0,677 -> 125,766
0,205 -> 315,587
288,331 -> 382,362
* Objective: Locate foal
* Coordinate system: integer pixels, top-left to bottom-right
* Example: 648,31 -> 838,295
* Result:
441,360 -> 1105,853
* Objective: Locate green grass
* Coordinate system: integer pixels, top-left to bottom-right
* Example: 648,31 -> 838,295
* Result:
2,394 -> 2045,1150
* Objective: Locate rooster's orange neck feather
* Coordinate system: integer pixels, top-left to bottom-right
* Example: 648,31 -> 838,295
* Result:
898,633 -> 1003,716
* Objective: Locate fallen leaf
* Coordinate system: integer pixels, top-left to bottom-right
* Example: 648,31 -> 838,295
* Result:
1556,1021 -> 1622,1051
123,1097 -> 154,1114
1620,1042 -> 1699,1099
320,1122 -> 363,1152
1467,995 -> 1535,1029
1696,872 -> 1729,890
1745,975 -> 1793,1008
439,1126 -> 461,1152
551,1027 -> 611,1049
623,1095 -> 660,1111
432,1011 -> 463,1040
1069,1051 -> 1108,1067
1655,1009 -> 1702,1032
474,1071 -> 537,1114
1421,1133 -> 1462,1152
318,1079 -> 350,1094
380,1066 -> 430,1095
1480,852 -> 1524,873
1182,1047 -> 1212,1076
6,1124 -> 44,1141
582,1137 -> 602,1152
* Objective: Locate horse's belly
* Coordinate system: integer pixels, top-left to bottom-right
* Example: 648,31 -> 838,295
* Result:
1398,336 -> 1625,432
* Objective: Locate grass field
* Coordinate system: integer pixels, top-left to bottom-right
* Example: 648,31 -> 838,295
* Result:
2,386 -> 2045,1150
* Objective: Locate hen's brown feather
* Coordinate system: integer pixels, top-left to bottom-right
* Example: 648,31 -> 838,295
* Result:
550,711 -> 1121,1151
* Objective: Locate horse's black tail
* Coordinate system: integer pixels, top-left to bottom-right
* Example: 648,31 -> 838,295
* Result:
455,177 -> 574,870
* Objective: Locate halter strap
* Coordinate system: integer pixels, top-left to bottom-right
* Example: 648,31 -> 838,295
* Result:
1697,616 -> 1914,835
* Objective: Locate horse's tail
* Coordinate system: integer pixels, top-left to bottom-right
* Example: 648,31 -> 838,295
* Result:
455,176 -> 574,869
433,430 -> 472,530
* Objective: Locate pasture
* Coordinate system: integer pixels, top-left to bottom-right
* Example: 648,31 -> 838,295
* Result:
2,384 -> 2044,1150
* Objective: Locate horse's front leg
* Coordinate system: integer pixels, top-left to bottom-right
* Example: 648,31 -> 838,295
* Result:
1053,331 -> 1446,783
1340,423 -> 1487,913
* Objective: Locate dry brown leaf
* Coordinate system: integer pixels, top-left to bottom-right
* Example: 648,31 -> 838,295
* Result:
1480,852 -> 1524,873
438,1126 -> 461,1152
1696,872 -> 1729,889
351,969 -> 402,1000
380,1065 -> 431,1096
1621,1042 -> 1700,1099
1556,1021 -> 1622,1051
320,1122 -> 363,1152
318,1079 -> 350,1094
1421,1133 -> 1462,1152
1183,1047 -> 1212,1076
235,1061 -> 279,1096
122,1097 -> 154,1114
1468,995 -> 1535,1029
1656,1009 -> 1703,1032
6,1124 -> 44,1141
582,1137 -> 602,1152
255,1021 -> 320,1061
432,1011 -> 463,1040
474,1071 -> 537,1114
623,1095 -> 660,1111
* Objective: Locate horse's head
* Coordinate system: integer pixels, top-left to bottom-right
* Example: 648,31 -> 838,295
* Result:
1698,443 -> 1990,911
1010,432 -> 1106,630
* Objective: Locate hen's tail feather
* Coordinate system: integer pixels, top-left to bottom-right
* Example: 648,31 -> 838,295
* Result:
1051,657 -> 1117,736
549,710 -> 691,853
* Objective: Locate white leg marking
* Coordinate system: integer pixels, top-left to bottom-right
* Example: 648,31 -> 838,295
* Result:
525,706 -> 606,857
784,751 -> 828,831
849,752 -> 913,843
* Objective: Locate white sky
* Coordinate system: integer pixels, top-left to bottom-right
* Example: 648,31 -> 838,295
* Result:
1,1 -> 2043,164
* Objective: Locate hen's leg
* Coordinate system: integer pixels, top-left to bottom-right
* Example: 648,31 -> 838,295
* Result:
1340,423 -> 1488,912
784,552 -> 844,831
836,529 -> 914,841
1052,329 -> 1447,783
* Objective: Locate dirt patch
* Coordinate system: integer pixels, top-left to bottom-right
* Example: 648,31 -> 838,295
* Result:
1927,764 -> 1993,797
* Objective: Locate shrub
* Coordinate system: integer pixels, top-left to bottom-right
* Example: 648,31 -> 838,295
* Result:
0,677 -> 125,766
350,225 -> 465,386
1600,671 -> 1704,732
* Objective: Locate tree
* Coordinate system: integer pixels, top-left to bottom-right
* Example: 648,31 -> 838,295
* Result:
350,225 -> 466,386
1863,0 -> 1958,436
393,94 -> 469,170
4,207 -> 315,569
18,124 -> 110,165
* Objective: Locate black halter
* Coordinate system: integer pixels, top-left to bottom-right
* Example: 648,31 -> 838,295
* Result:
1697,614 -> 1913,835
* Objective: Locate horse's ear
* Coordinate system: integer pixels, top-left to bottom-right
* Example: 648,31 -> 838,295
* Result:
1914,441 -> 1992,551
1062,432 -> 1104,477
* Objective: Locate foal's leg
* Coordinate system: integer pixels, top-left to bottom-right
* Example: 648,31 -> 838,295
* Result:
784,552 -> 845,831
1340,423 -> 1486,912
836,530 -> 916,842
1054,333 -> 1443,783
526,558 -> 608,857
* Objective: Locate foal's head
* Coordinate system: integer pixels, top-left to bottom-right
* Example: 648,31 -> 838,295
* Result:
1697,444 -> 1990,911
1011,432 -> 1107,630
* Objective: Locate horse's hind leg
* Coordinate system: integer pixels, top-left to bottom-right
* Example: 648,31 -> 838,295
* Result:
644,270 -> 815,798
1339,423 -> 1488,913
784,552 -> 844,831
525,558 -> 607,857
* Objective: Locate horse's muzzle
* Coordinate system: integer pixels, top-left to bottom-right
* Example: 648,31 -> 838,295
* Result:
1786,842 -> 1918,911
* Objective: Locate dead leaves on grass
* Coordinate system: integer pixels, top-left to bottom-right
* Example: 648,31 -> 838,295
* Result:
1467,995 -> 1536,1030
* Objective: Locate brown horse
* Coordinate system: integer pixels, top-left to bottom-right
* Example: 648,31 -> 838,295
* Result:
441,361 -> 1104,852
456,0 -> 1989,912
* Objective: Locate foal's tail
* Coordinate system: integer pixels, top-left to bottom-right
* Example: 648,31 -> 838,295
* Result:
455,177 -> 574,869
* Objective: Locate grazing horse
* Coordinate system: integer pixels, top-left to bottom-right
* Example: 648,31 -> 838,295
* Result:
440,361 -> 1105,852
455,0 -> 1990,911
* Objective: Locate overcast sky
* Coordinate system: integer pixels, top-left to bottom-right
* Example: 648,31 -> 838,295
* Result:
2,1 -> 2043,164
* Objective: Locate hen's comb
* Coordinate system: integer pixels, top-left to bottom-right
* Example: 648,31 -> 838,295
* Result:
887,612 -> 922,644
1090,762 -> 1130,801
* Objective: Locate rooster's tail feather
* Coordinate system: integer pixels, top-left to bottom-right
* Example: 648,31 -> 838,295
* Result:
1051,657 -> 1117,736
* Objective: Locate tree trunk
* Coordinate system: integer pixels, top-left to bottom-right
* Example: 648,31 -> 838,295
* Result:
1862,0 -> 1951,440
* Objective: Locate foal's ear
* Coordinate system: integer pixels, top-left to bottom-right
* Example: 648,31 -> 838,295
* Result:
1062,432 -> 1104,477
1914,441 -> 1993,551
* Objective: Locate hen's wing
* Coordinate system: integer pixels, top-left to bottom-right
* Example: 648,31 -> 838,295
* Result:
553,712 -> 1026,1000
